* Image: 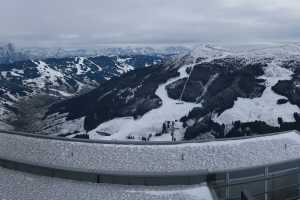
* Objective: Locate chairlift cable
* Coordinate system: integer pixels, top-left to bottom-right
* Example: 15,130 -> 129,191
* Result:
177,59 -> 196,103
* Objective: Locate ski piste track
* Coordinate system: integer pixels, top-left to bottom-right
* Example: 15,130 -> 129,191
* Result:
3,130 -> 300,199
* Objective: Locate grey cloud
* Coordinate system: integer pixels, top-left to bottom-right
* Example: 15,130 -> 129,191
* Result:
0,0 -> 299,47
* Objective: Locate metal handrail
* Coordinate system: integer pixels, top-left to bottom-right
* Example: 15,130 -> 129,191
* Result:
213,168 -> 300,200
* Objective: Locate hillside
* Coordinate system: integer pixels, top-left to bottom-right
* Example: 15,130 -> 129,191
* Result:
41,44 -> 300,141
0,54 -> 164,130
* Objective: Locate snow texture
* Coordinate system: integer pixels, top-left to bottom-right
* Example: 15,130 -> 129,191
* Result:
1,130 -> 300,174
24,61 -> 65,89
116,57 -> 135,74
75,57 -> 87,75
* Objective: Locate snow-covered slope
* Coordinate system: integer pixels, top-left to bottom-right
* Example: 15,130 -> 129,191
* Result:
213,60 -> 300,127
0,54 -> 164,128
88,63 -> 201,141
39,43 -> 300,140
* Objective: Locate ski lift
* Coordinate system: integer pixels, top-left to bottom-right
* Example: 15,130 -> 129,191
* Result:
176,62 -> 196,105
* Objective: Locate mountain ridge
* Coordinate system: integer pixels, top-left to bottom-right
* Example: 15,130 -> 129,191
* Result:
0,54 -> 165,130
42,44 -> 300,141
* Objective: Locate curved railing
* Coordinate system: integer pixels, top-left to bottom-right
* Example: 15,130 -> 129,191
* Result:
1,129 -> 300,189
0,129 -> 209,185
0,128 -> 297,144
0,157 -> 207,185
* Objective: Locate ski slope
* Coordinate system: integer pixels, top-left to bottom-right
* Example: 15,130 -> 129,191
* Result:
24,61 -> 65,89
88,63 -> 201,140
87,49 -> 234,141
213,60 -> 300,127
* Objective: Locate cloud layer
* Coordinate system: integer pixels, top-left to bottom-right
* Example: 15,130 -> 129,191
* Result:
1,0 -> 300,47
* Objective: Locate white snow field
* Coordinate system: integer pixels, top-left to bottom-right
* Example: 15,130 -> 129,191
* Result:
213,60 -> 300,127
75,57 -> 87,75
25,61 -> 65,88
116,57 -> 135,74
88,63 -> 201,141
0,166 -> 213,200
1,130 -> 300,174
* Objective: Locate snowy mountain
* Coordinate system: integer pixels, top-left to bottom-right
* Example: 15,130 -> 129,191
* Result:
0,43 -> 190,63
39,43 -> 300,141
19,46 -> 190,60
0,54 -> 164,129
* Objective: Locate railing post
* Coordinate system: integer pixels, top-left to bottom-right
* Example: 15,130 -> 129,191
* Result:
265,166 -> 269,200
226,172 -> 230,200
97,175 -> 100,183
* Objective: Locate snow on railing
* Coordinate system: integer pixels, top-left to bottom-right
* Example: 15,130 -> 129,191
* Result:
2,128 -> 300,197
1,129 -> 300,179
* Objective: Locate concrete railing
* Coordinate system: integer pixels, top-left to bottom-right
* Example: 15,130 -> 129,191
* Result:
1,129 -> 300,187
0,157 -> 207,185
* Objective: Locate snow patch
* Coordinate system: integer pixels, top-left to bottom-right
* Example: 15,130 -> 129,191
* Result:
75,57 -> 87,75
24,61 -> 65,89
116,57 -> 135,74
142,184 -> 213,200
86,58 -> 103,72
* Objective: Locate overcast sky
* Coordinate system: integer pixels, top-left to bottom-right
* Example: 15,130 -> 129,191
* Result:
1,0 -> 300,47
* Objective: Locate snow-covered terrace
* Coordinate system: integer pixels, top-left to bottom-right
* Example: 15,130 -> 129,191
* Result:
1,130 -> 300,175
0,166 -> 214,200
